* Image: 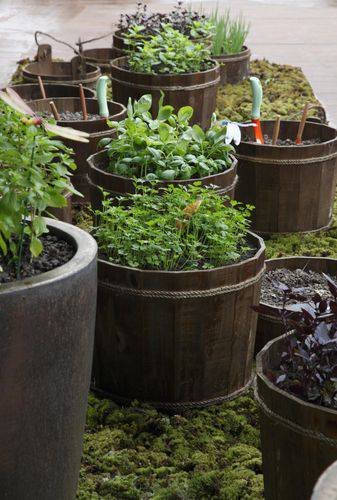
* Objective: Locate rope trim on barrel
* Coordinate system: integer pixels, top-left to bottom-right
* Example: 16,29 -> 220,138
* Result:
217,52 -> 250,63
110,75 -> 221,92
92,376 -> 254,411
235,151 -> 337,165
216,175 -> 238,195
254,385 -> 337,448
98,264 -> 265,299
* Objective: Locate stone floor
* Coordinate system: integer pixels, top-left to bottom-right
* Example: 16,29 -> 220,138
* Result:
1,0 -> 337,123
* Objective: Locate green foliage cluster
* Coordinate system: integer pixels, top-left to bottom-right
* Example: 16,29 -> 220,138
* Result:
77,393 -> 263,499
94,183 -> 252,271
0,101 -> 77,276
102,94 -> 233,181
211,9 -> 249,56
216,59 -> 322,123
125,24 -> 214,75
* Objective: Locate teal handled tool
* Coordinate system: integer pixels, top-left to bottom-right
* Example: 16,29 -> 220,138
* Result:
250,76 -> 264,144
96,75 -> 109,118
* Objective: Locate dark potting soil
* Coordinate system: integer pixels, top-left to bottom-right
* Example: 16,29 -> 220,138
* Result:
261,267 -> 336,307
0,234 -> 75,284
41,111 -> 103,122
245,134 -> 323,146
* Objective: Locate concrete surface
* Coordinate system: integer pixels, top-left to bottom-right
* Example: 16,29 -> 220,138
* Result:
0,0 -> 337,123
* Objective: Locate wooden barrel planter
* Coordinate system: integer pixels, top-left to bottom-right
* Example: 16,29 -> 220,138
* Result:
92,232 -> 265,410
255,256 -> 337,355
9,83 -> 95,101
81,48 -> 115,71
110,56 -> 220,130
312,460 -> 337,499
235,120 -> 337,234
28,98 -> 126,201
256,333 -> 337,500
22,45 -> 101,89
213,46 -> 251,85
87,149 -> 238,211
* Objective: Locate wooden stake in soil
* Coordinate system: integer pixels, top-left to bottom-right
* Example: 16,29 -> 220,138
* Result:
49,101 -> 60,121
272,116 -> 281,145
79,83 -> 88,120
296,103 -> 310,144
37,75 -> 46,99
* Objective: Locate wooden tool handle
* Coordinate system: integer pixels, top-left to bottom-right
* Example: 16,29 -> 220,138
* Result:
49,101 -> 60,121
296,103 -> 309,144
272,116 -> 281,145
79,84 -> 88,120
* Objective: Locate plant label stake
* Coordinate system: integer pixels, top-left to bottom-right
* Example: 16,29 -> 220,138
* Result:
272,116 -> 281,145
49,101 -> 60,121
37,75 -> 46,99
96,76 -> 109,118
79,84 -> 88,120
250,77 -> 264,144
296,102 -> 309,144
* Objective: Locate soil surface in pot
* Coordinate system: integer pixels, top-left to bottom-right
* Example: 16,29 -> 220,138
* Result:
244,134 -> 323,146
41,111 -> 102,122
0,234 -> 74,283
261,267 -> 335,307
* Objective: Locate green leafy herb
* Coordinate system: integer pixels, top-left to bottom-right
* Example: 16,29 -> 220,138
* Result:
101,94 -> 234,181
211,8 -> 249,56
125,24 -> 214,74
0,100 -> 79,278
94,183 -> 252,271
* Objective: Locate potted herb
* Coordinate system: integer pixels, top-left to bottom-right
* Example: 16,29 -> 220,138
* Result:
255,256 -> 337,354
110,24 -> 220,129
0,92 -> 97,499
28,76 -> 126,202
211,9 -> 250,85
255,277 -> 337,500
88,94 -> 238,209
92,182 -> 265,408
113,1 -> 214,58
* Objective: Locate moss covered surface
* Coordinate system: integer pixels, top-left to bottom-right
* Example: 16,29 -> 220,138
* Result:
216,59 -> 322,123
78,393 -> 263,499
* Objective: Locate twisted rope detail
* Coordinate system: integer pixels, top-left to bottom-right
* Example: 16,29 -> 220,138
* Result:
98,265 -> 265,299
255,386 -> 337,448
235,151 -> 337,165
92,376 -> 254,411
110,76 -> 220,92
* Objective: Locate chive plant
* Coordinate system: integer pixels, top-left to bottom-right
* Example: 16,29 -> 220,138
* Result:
211,8 -> 250,56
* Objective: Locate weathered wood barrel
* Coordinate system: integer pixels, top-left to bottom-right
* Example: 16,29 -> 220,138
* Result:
81,48 -> 115,71
23,56 -> 101,89
87,149 -> 238,211
255,256 -> 337,354
28,98 -> 126,201
213,46 -> 251,85
256,332 -> 337,500
312,460 -> 337,500
235,120 -> 337,234
110,56 -> 220,129
92,232 -> 265,410
9,83 -> 95,101
48,191 -> 73,224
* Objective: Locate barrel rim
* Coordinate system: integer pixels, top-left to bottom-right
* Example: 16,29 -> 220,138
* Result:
238,119 -> 337,152
259,255 -> 337,318
97,230 -> 265,278
256,331 -> 337,418
88,148 -> 237,186
212,45 -> 251,61
110,55 -> 219,78
28,97 -> 126,125
23,60 -> 100,79
0,218 -> 97,294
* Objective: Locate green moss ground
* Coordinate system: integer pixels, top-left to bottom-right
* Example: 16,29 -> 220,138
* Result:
7,58 -> 336,499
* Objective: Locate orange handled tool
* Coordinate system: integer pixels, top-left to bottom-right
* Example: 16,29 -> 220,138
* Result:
250,77 -> 264,144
